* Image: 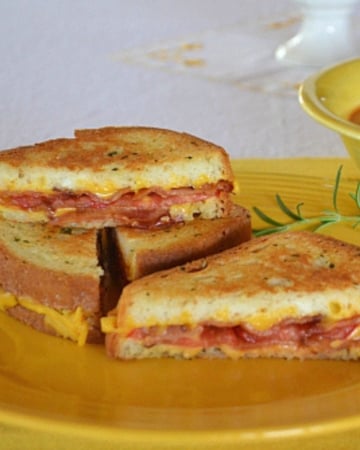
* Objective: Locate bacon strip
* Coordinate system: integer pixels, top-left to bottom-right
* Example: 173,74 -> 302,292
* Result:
0,181 -> 233,228
128,316 -> 360,350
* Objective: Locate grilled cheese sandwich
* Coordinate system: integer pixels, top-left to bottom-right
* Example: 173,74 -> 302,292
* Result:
103,231 -> 360,360
0,127 -> 236,228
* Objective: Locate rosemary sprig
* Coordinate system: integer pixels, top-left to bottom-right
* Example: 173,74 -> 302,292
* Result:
252,166 -> 360,237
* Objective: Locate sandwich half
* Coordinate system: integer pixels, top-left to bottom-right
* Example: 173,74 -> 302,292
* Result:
0,219 -> 107,345
0,126 -> 235,228
110,204 -> 251,283
103,231 -> 360,360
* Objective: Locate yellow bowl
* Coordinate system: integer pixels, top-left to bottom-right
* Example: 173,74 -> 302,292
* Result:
299,58 -> 360,168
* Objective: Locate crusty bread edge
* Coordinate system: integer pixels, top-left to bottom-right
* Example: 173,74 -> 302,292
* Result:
115,204 -> 251,281
106,335 -> 360,361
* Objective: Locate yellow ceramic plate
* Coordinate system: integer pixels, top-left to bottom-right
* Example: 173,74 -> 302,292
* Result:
1,158 -> 360,450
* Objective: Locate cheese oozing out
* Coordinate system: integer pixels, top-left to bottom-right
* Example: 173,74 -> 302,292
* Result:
0,287 -> 89,345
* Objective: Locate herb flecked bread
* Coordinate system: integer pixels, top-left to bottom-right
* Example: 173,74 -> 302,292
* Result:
103,231 -> 360,360
0,219 -> 105,345
0,126 -> 235,228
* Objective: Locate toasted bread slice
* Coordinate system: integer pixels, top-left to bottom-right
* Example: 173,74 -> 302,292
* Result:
0,219 -> 106,344
113,204 -> 251,282
103,231 -> 360,360
0,127 -> 235,228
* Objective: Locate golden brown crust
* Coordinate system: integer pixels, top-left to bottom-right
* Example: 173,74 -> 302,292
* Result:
0,219 -> 105,344
0,220 -> 102,311
0,240 -> 100,311
115,204 -> 251,281
228,231 -> 360,294
0,219 -> 103,276
74,126 -> 231,170
0,126 -> 234,189
118,231 -> 360,325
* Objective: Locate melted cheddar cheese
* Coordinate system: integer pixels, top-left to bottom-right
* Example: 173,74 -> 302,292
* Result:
0,287 -> 89,345
101,316 -> 117,334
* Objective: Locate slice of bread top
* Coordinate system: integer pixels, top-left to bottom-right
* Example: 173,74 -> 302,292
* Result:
112,204 -> 251,282
0,127 -> 235,228
103,231 -> 360,360
0,219 -> 104,345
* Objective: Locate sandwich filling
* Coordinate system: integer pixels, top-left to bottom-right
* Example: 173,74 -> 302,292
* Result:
102,315 -> 360,356
0,181 -> 233,227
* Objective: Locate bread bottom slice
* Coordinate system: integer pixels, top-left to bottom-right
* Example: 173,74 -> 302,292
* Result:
106,336 -> 360,361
